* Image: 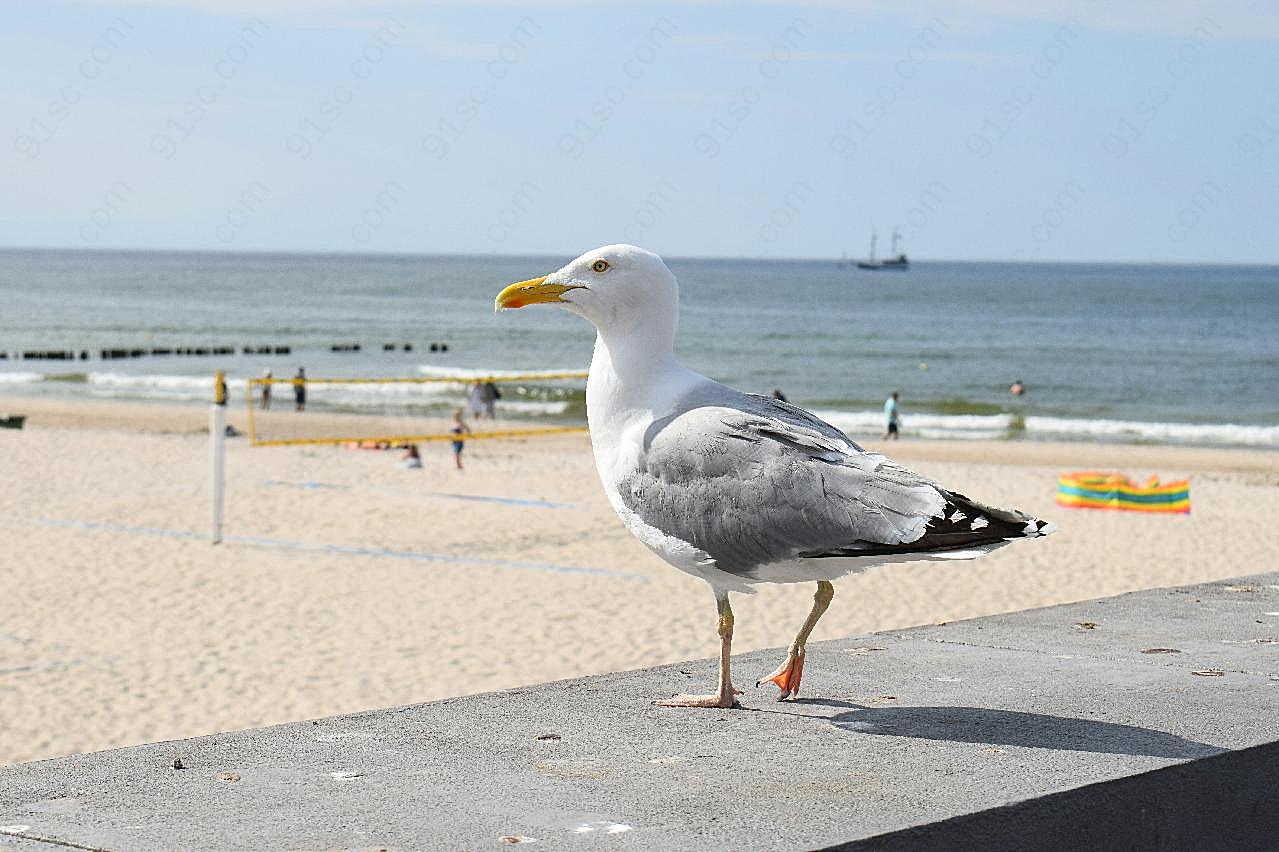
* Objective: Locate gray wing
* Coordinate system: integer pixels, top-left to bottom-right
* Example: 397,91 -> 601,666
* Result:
616,385 -> 1044,577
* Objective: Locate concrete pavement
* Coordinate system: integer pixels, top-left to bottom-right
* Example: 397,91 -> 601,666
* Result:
1,572 -> 1277,850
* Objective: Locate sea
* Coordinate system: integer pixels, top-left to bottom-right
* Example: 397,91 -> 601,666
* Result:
2,248 -> 1277,449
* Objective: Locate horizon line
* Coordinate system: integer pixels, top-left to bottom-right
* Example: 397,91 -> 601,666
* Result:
1,243 -> 1277,269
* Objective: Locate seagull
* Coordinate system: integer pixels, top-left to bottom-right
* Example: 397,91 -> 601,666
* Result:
496,245 -> 1055,709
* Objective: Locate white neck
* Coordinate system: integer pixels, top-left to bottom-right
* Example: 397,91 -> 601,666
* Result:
586,325 -> 696,456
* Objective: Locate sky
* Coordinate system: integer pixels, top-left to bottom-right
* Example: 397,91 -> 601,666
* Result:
5,1 -> 1279,263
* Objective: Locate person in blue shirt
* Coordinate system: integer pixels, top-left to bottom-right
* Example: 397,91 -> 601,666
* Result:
883,391 -> 901,440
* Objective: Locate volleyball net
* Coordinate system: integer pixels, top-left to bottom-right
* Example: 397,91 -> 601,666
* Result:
243,371 -> 589,448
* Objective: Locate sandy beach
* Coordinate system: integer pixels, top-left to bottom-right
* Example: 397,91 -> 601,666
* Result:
2,395 -> 1277,767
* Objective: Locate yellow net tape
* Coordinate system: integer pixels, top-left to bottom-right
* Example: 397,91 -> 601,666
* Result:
244,372 -> 588,448
252,372 -> 590,386
249,425 -> 589,448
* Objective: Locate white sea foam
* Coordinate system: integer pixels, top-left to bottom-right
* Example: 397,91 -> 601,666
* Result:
499,399 -> 571,415
813,409 -> 1014,441
305,375 -> 573,413
0,371 -> 44,385
71,369 -> 578,412
417,365 -> 587,381
305,381 -> 454,402
88,372 -> 240,401
1024,416 -> 1279,447
296,382 -> 568,414
90,372 -> 263,402
815,408 -> 1279,448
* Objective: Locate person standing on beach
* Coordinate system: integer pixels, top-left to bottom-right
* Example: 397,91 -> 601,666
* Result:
450,407 -> 471,469
467,382 -> 486,420
260,369 -> 273,410
883,391 -> 901,440
480,380 -> 500,420
293,367 -> 307,412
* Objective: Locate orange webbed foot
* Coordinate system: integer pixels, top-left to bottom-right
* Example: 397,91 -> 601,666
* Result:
757,650 -> 805,700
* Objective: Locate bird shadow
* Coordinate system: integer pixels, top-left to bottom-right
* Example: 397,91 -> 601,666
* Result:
739,695 -> 1224,759
825,705 -> 1227,759
784,697 -> 865,710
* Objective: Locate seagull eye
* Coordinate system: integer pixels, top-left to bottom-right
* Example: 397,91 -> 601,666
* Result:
591,259 -> 610,273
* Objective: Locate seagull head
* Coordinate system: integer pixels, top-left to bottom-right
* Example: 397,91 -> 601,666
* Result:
495,244 -> 678,339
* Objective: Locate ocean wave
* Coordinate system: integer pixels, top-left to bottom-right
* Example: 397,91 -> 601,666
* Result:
8,367 -> 1274,448
306,378 -> 576,413
48,370 -> 577,414
815,408 -> 1279,447
88,372 -> 245,402
417,364 -> 587,381
499,399 -> 571,416
307,381 -> 454,401
415,364 -> 586,415
0,371 -> 44,385
813,409 -> 1013,441
83,373 -> 560,418
1024,415 -> 1279,447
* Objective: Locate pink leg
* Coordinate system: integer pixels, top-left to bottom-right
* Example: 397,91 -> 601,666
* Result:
758,581 -> 834,700
657,593 -> 740,708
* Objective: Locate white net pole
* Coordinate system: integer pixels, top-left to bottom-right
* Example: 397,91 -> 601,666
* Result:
210,403 -> 225,544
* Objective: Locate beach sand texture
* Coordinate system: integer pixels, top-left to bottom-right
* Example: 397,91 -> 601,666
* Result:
2,396 -> 1277,767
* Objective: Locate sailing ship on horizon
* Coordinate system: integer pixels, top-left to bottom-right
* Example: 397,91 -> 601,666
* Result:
855,228 -> 909,270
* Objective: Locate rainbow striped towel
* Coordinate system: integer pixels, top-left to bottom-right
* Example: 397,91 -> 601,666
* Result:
1056,471 -> 1190,514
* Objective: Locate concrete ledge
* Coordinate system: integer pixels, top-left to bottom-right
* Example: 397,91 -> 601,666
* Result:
843,741 -> 1279,851
2,573 -> 1276,851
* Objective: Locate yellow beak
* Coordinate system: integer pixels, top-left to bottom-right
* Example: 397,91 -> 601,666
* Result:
494,275 -> 581,311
